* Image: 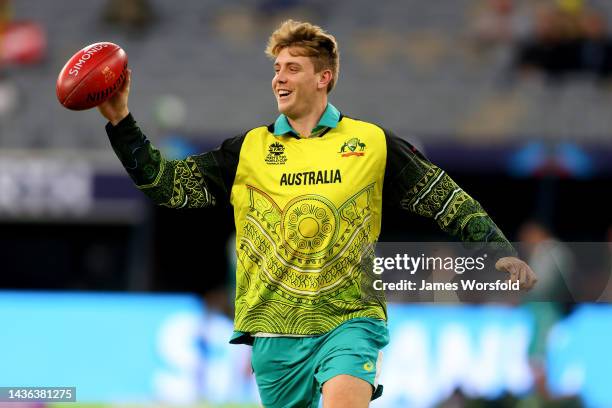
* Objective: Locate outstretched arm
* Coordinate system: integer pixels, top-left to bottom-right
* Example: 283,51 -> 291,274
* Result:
383,129 -> 537,290
98,69 -> 240,209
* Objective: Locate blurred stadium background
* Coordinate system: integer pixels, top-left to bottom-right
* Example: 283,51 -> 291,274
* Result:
1,0 -> 612,407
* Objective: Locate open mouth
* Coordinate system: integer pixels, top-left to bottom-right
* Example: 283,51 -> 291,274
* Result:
278,89 -> 293,99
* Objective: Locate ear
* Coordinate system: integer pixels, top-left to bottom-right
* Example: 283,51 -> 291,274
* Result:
317,69 -> 333,90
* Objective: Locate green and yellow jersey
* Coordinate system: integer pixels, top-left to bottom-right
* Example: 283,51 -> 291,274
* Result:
106,103 -> 512,343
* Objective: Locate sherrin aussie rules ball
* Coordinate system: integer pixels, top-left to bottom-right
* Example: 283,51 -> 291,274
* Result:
56,42 -> 128,110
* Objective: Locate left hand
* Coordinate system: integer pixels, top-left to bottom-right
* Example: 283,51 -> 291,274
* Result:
495,257 -> 538,290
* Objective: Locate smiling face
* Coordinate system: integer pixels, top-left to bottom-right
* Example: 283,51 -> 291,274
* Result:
272,47 -> 330,119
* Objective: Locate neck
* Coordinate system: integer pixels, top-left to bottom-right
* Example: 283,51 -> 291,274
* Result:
287,97 -> 327,138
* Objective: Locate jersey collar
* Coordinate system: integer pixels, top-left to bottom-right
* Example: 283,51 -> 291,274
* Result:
273,103 -> 340,138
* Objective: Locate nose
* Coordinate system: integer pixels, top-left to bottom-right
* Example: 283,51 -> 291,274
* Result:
276,67 -> 288,84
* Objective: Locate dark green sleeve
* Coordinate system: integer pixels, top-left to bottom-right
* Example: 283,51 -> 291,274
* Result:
382,128 -> 514,248
105,113 -> 244,209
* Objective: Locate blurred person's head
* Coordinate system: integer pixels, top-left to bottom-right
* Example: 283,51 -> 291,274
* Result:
533,3 -> 582,42
533,5 -> 562,41
518,220 -> 553,244
103,0 -> 156,30
489,0 -> 514,16
580,11 -> 607,39
266,20 -> 339,119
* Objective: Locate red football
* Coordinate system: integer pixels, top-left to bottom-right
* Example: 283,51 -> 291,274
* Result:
56,42 -> 128,110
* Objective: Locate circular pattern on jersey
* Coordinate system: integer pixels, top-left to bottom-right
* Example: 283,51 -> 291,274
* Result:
282,195 -> 339,257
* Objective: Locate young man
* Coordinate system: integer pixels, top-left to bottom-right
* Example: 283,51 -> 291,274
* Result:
99,20 -> 536,408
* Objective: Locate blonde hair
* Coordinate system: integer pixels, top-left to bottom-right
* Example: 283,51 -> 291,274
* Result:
266,20 -> 340,93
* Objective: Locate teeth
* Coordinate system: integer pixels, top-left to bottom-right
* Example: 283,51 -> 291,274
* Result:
279,90 -> 291,96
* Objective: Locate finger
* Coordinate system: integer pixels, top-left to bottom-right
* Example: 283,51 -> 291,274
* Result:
520,264 -> 535,289
518,267 -> 528,289
119,68 -> 131,93
495,258 -> 508,271
496,258 -> 519,274
507,265 -> 520,282
504,271 -> 517,285
526,270 -> 538,290
495,258 -> 510,273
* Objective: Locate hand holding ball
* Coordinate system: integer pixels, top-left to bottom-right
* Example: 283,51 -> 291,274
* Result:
56,42 -> 128,110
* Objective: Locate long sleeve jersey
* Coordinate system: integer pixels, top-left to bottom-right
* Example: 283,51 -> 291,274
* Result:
106,104 -> 513,343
